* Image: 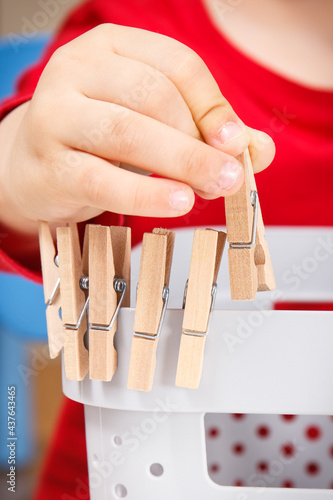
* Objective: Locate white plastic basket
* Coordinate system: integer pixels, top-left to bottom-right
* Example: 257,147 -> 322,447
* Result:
63,228 -> 333,499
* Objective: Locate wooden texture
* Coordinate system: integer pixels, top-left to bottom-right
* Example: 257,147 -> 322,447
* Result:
152,227 -> 175,285
57,225 -> 88,381
89,225 -> 115,325
127,337 -> 158,392
38,221 -> 64,359
225,164 -> 253,244
225,148 -> 275,300
228,247 -> 257,300
182,229 -> 225,333
133,233 -> 167,335
175,335 -> 206,390
127,229 -> 175,392
176,229 -> 226,389
110,226 -> 131,307
88,225 -> 118,381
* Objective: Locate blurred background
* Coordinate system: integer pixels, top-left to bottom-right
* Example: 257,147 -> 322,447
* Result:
0,2 -> 80,499
0,0 -> 81,35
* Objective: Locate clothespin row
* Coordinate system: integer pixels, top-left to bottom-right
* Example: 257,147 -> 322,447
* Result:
225,148 -> 275,300
175,229 -> 226,389
127,228 -> 175,392
40,169 -> 275,389
39,222 -> 131,381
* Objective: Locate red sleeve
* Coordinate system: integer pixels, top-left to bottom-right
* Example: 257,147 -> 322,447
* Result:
0,1 -> 104,277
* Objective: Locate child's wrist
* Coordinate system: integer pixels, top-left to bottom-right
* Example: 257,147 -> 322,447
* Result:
0,102 -> 38,235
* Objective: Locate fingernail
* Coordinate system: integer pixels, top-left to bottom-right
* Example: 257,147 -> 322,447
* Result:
169,190 -> 190,211
219,161 -> 242,191
218,122 -> 244,144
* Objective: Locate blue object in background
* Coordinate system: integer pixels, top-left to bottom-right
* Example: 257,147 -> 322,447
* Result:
0,274 -> 47,342
0,33 -> 50,98
0,33 -> 51,467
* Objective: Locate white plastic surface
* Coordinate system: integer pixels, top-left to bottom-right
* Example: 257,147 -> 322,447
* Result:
64,308 -> 333,415
62,228 -> 333,499
84,407 -> 333,500
131,227 -> 333,307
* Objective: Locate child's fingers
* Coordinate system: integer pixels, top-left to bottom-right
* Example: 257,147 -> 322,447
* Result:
65,25 -> 274,171
61,150 -> 195,217
89,25 -> 248,154
59,96 -> 244,198
71,51 -> 200,139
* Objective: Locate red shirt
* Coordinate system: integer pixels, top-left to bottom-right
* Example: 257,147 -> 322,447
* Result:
0,0 -> 332,498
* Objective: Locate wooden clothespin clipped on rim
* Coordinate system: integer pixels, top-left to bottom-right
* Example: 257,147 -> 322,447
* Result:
39,221 -> 64,359
57,224 -> 89,380
88,225 -> 131,381
175,229 -> 226,389
127,228 -> 175,392
225,148 -> 275,300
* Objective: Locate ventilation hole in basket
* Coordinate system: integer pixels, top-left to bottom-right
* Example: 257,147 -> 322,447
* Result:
114,484 -> 127,497
113,435 -> 122,446
150,463 -> 164,477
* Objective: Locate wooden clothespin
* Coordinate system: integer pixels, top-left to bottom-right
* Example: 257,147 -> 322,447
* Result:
175,229 -> 226,389
57,224 -> 89,380
39,221 -> 63,359
225,148 -> 275,300
88,225 -> 131,381
127,228 -> 175,392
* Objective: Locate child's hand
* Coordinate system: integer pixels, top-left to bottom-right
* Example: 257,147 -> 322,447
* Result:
0,24 -> 275,232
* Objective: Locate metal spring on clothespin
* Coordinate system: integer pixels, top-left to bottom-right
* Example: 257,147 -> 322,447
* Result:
182,280 -> 217,338
133,285 -> 169,341
229,190 -> 258,249
89,277 -> 127,332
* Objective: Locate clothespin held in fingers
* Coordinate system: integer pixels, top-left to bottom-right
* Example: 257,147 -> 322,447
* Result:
88,225 -> 130,381
175,229 -> 226,389
127,228 -> 175,392
39,221 -> 63,359
57,224 -> 89,381
225,148 -> 275,300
